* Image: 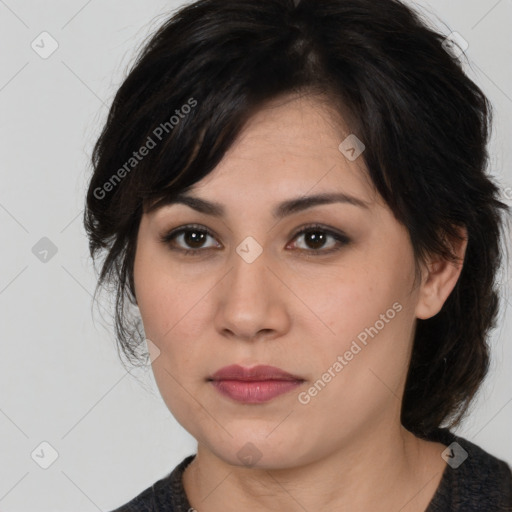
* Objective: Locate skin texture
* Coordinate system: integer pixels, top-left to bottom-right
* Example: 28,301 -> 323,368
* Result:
133,93 -> 468,511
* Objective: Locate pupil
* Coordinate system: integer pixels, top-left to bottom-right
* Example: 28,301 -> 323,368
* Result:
307,231 -> 325,249
185,230 -> 205,248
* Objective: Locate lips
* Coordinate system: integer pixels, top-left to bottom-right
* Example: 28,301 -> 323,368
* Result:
208,364 -> 305,404
209,364 -> 303,382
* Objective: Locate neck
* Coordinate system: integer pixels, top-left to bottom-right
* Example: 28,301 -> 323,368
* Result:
182,422 -> 447,512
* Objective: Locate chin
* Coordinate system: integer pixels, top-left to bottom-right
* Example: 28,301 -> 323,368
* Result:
204,432 -> 314,471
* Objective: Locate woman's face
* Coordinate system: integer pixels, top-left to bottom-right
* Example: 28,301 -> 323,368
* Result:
133,94 -> 426,469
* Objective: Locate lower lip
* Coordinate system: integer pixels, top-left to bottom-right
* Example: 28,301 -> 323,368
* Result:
210,379 -> 303,403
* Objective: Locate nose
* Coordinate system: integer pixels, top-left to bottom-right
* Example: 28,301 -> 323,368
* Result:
213,246 -> 291,343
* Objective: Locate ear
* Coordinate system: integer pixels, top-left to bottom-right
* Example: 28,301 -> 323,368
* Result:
415,226 -> 468,320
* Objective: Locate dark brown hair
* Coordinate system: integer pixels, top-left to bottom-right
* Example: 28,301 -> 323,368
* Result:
84,0 -> 511,437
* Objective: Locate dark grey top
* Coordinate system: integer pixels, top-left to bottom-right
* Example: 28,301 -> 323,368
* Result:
109,428 -> 512,511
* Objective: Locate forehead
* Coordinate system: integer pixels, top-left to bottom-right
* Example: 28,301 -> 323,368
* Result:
190,95 -> 374,198
148,93 -> 381,218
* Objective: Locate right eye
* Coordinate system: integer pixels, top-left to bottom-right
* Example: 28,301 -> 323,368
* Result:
159,224 -> 222,256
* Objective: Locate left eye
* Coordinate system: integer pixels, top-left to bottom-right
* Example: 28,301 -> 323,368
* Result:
159,223 -> 350,256
288,225 -> 350,253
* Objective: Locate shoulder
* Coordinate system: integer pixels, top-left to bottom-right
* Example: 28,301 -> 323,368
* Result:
426,428 -> 512,511
108,454 -> 196,512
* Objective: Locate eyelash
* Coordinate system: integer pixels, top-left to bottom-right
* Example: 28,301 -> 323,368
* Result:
159,223 -> 350,258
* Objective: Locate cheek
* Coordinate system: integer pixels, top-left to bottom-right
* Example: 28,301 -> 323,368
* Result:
134,245 -> 187,340
303,268 -> 381,344
135,268 -> 211,428
134,275 -> 171,341
134,254 -> 213,373
134,232 -> 217,344
304,261 -> 414,387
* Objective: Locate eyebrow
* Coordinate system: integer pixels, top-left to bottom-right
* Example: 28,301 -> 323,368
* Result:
155,191 -> 369,219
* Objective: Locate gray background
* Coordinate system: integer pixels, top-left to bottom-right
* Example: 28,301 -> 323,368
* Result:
0,1 -> 511,510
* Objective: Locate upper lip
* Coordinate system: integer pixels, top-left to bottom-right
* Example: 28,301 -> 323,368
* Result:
209,364 -> 304,382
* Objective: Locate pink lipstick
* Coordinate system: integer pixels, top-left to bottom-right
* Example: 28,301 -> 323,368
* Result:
208,364 -> 304,404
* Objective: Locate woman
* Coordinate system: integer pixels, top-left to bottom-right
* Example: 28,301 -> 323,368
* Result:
84,0 -> 512,510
